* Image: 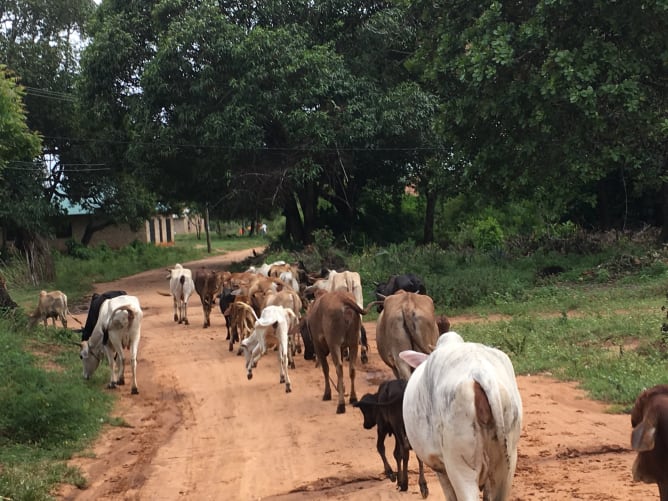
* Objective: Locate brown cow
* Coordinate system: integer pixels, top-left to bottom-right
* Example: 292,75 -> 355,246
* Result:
375,290 -> 440,380
631,384 -> 668,500
300,290 -> 379,414
194,268 -> 225,328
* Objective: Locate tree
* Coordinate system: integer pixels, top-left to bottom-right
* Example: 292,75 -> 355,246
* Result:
410,0 -> 668,237
0,66 -> 55,281
78,0 -> 441,247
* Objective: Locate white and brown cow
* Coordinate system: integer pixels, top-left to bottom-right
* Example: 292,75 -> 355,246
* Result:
240,305 -> 299,393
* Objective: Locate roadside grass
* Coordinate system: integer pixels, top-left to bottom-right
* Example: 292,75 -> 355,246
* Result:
0,233 -> 264,500
2,232 -> 668,499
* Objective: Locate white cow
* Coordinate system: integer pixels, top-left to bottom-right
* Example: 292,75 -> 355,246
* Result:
400,332 -> 523,501
167,263 -> 195,325
240,305 -> 299,393
80,295 -> 143,395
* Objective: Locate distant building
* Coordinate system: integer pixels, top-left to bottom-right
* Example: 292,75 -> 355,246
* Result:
52,201 -> 175,250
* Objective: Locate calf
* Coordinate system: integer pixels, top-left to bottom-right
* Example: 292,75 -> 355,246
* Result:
28,290 -> 69,329
241,305 -> 298,393
79,295 -> 143,394
400,332 -> 523,500
354,379 -> 428,498
631,384 -> 668,500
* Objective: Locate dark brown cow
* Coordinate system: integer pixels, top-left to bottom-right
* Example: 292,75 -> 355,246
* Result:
194,268 -> 224,328
631,384 -> 668,500
375,290 -> 440,380
300,290 -> 379,414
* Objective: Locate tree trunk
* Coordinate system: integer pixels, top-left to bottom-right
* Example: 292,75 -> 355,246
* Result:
204,205 -> 212,253
0,273 -> 17,310
283,193 -> 305,244
660,181 -> 668,243
297,181 -> 318,244
423,190 -> 436,244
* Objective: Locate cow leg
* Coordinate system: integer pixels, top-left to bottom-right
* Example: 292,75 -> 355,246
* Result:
173,297 -> 179,322
279,348 -> 292,393
376,426 -> 395,482
183,302 -> 189,325
103,346 -> 118,390
319,353 -> 332,402
360,324 -> 368,364
329,348 -> 346,413
130,338 -> 139,395
347,344 -> 358,404
394,438 -> 409,492
225,316 -> 231,340
659,481 -> 668,501
417,456 -> 429,498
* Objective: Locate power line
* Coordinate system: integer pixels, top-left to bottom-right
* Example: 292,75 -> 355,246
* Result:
23,86 -> 76,102
41,135 -> 445,153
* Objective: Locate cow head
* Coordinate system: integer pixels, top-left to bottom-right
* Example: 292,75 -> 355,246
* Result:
353,394 -> 379,429
80,340 -> 103,380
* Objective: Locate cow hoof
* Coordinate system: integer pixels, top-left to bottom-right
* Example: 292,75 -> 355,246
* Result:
117,378 -> 125,386
289,362 -> 295,369
280,375 -> 286,383
323,393 -> 332,401
361,353 -> 369,364
229,344 -> 234,352
350,396 -> 358,404
131,388 -> 139,395
174,315 -> 179,322
184,320 -> 189,325
419,484 -> 429,499
107,382 -> 117,390
336,404 -> 345,414
285,385 -> 292,393
247,373 -> 253,380
386,471 -> 396,482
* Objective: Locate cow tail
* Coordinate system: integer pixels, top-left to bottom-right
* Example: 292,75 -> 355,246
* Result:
402,305 -> 431,354
103,305 -> 135,345
475,370 -> 516,494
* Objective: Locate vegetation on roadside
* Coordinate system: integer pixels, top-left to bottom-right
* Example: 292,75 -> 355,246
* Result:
2,229 -> 668,499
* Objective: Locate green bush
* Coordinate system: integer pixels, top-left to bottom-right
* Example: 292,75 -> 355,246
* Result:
472,216 -> 505,251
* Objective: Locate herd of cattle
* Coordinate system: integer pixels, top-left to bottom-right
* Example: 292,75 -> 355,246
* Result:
26,260 -> 668,500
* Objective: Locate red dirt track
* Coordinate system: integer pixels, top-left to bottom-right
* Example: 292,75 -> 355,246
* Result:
56,249 -> 657,500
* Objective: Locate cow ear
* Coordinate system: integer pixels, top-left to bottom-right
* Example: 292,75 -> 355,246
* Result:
631,420 -> 656,451
399,350 -> 429,368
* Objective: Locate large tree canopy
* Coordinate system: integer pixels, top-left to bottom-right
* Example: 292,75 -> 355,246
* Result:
78,0 -> 437,245
410,0 -> 668,234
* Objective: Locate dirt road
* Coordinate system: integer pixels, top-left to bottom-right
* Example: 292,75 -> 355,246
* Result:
57,249 -> 657,500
